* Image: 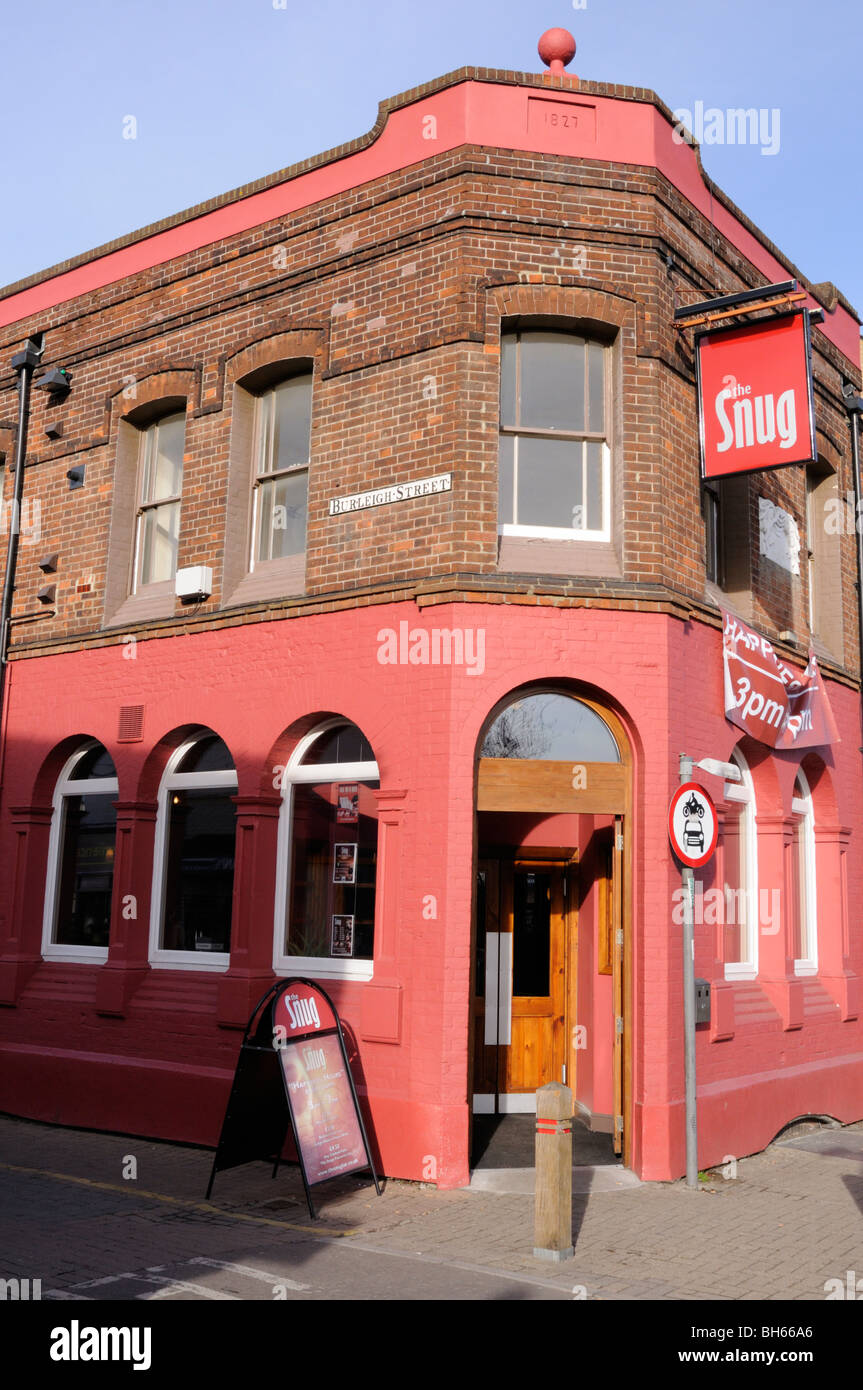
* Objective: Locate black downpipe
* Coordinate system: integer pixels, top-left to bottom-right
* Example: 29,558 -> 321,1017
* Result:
0,336 -> 44,794
845,385 -> 863,752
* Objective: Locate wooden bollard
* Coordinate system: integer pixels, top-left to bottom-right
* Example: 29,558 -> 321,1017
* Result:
534,1082 -> 573,1261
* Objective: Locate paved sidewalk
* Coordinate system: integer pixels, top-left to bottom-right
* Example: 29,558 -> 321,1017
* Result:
1,1115 -> 862,1300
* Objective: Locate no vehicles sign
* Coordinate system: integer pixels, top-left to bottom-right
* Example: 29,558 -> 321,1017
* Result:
668,783 -> 718,869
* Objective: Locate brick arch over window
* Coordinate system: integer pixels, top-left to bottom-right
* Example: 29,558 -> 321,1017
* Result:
222,330 -> 325,608
259,709 -> 342,797
103,369 -> 200,630
731,735 -> 783,818
798,751 -> 838,825
485,285 -> 636,583
135,722 -> 234,803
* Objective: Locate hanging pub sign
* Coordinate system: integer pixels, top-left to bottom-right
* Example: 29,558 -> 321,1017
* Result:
206,978 -> 380,1219
722,611 -> 840,749
696,311 -> 817,480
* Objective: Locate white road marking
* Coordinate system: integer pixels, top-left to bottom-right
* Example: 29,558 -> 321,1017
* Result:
188,1257 -> 310,1291
134,1275 -> 236,1301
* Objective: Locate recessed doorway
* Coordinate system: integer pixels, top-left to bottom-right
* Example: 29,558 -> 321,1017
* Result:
470,688 -> 632,1168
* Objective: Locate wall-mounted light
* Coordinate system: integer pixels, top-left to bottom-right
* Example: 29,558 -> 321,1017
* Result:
35,367 -> 72,396
66,465 -> 85,490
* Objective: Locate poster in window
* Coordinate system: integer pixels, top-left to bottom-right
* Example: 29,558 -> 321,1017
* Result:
336,784 -> 358,823
333,843 -> 357,884
331,914 -> 354,957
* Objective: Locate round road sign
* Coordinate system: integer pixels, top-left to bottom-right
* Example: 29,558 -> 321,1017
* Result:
668,782 -> 718,869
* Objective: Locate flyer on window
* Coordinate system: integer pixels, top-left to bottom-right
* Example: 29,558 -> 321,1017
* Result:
333,843 -> 358,884
331,914 -> 355,957
336,783 -> 359,823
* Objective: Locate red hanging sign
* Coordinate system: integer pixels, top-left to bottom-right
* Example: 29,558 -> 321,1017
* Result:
696,311 -> 816,480
722,611 -> 840,749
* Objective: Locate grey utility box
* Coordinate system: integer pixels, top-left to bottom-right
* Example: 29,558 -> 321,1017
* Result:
694,978 -> 711,1024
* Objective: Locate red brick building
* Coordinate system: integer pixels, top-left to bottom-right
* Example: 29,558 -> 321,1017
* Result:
0,34 -> 860,1186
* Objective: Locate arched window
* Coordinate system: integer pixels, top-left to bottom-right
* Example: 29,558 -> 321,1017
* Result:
498,329 -> 611,540
275,720 -> 379,980
149,733 -> 237,968
722,747 -> 758,978
481,691 -> 620,761
791,770 -> 817,973
42,742 -> 118,962
251,373 -> 311,568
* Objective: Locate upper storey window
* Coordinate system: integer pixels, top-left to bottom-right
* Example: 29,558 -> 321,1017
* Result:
134,411 -> 185,589
498,330 -> 610,541
251,375 -> 311,569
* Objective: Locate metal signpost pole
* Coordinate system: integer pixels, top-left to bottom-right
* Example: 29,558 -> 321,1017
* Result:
679,752 -> 698,1189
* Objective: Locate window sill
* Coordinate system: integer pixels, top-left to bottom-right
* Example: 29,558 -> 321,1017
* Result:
105,580 -> 176,630
42,946 -> 108,965
500,524 -> 610,542
150,951 -> 229,972
273,954 -> 373,983
793,961 -> 818,977
223,555 -> 306,609
497,532 -> 621,580
723,964 -> 757,982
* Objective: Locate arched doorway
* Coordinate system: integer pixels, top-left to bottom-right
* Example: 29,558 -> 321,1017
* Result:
471,688 -> 632,1166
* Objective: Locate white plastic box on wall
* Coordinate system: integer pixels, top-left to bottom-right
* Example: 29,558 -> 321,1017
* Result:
175,566 -> 213,601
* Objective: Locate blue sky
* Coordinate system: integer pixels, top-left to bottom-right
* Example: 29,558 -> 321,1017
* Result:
3,0 -> 861,320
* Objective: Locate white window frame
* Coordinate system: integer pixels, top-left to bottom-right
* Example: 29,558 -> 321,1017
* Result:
148,736 -> 238,971
273,719 -> 379,982
249,376 -> 311,572
42,741 -> 117,964
791,770 -> 817,976
132,411 -> 185,593
498,331 -> 612,543
723,748 -> 758,981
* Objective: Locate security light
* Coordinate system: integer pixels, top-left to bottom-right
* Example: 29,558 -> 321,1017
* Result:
35,367 -> 72,395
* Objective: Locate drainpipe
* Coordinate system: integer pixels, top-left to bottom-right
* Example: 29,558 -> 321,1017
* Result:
0,334 -> 45,804
842,381 -> 863,749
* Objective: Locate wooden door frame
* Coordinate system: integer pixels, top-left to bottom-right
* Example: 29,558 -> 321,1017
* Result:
470,691 -> 634,1169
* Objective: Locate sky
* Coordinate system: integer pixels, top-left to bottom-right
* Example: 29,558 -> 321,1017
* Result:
2,0 -> 861,318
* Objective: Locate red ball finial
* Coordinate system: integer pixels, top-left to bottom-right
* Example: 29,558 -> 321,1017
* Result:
538,27 -> 577,74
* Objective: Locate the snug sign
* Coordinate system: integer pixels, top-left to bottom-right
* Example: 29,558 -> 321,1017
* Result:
696,311 -> 816,480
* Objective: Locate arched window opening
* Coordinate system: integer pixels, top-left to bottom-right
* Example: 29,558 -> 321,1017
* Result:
43,742 -> 118,961
791,770 -> 817,973
150,733 -> 237,967
275,720 -> 379,978
722,747 -> 758,978
481,691 -> 620,762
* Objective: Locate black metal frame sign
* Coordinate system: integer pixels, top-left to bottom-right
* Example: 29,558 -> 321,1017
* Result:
206,977 -> 381,1219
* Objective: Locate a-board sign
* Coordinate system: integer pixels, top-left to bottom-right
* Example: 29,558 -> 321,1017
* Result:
668,782 -> 718,870
695,311 -> 816,481
206,978 -> 380,1219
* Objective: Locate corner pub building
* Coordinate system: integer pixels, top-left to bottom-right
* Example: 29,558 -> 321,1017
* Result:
0,29 -> 861,1189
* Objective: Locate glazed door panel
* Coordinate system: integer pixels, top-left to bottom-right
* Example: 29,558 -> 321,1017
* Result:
500,862 -> 567,1097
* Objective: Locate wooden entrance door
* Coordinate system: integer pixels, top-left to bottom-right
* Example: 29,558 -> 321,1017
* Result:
472,858 -> 570,1110
501,862 -> 568,1096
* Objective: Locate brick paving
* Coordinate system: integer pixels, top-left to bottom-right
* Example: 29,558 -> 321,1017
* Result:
1,1115 -> 862,1300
